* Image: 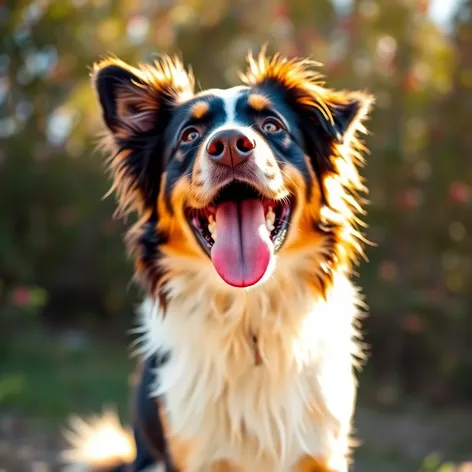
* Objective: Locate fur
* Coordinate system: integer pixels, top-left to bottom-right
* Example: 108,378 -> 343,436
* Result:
62,49 -> 373,472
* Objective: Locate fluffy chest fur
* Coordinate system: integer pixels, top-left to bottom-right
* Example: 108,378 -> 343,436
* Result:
137,265 -> 362,472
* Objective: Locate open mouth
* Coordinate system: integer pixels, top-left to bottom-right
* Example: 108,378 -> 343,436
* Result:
187,181 -> 293,288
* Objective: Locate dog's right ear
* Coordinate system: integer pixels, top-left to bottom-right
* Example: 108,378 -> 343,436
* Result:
91,57 -> 195,216
92,57 -> 195,139
94,61 -> 153,134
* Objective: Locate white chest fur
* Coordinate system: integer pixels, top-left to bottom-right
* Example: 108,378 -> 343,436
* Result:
137,272 -> 362,472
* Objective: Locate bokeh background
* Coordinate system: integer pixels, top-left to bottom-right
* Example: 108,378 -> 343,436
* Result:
1,0 -> 471,470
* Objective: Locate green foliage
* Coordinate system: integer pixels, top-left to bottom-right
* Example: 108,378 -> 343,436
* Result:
419,454 -> 455,472
0,374 -> 25,404
0,0 -> 471,403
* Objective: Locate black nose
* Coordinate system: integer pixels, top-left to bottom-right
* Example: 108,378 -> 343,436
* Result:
206,129 -> 256,168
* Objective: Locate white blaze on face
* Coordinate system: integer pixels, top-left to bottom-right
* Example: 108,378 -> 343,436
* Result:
198,86 -> 277,179
200,86 -> 247,158
197,87 -> 247,192
196,87 -> 277,288
202,86 -> 247,124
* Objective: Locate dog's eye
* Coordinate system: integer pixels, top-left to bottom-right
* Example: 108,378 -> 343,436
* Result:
180,127 -> 200,143
262,118 -> 283,133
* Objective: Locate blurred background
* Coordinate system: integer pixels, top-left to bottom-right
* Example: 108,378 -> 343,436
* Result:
1,0 -> 471,470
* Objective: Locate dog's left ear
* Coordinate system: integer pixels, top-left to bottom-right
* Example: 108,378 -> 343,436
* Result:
316,92 -> 373,145
241,51 -> 374,145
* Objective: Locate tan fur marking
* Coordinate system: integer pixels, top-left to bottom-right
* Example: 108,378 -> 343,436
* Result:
210,460 -> 242,471
248,93 -> 271,111
190,100 -> 209,119
295,456 -> 338,472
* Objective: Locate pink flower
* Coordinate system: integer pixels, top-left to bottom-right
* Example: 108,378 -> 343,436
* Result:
11,287 -> 31,307
449,181 -> 471,204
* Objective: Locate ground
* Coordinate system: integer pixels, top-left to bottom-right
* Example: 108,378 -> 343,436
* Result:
1,329 -> 471,472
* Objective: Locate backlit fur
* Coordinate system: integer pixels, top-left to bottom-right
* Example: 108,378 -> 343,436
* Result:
62,408 -> 136,470
64,50 -> 374,472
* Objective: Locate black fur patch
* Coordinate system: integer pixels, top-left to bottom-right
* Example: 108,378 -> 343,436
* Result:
127,215 -> 169,307
94,65 -> 147,130
132,354 -> 176,471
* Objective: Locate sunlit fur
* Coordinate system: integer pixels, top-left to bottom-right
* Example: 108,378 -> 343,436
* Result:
241,51 -> 372,272
190,100 -> 210,120
62,408 -> 136,471
135,275 -> 362,471
64,50 -> 373,472
247,92 -> 272,111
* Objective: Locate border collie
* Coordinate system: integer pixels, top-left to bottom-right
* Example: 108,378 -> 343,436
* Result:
63,49 -> 373,472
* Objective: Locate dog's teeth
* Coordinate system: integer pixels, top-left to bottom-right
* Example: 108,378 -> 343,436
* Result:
209,226 -> 217,240
208,218 -> 217,240
265,206 -> 276,232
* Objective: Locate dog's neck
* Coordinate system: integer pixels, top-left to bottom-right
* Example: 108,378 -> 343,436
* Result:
137,253 -> 361,379
164,255 -> 319,323
156,238 -> 344,321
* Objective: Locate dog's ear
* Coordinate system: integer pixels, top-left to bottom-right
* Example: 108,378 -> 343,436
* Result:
91,57 -> 194,216
94,62 -> 154,134
93,57 -> 194,138
241,50 -> 373,147
316,92 -> 373,145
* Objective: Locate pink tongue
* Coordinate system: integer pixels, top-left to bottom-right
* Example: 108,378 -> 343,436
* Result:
211,199 -> 273,288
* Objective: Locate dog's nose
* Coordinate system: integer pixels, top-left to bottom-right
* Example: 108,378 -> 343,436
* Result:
206,129 -> 256,168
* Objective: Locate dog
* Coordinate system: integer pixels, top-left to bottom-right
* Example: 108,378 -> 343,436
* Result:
62,49 -> 373,472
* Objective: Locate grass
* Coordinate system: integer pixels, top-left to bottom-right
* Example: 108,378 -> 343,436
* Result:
0,328 -> 133,424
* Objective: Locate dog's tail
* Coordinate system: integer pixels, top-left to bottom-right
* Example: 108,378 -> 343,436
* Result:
61,407 -> 136,472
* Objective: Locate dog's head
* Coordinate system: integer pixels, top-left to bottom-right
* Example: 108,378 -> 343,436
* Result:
93,51 -> 373,303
